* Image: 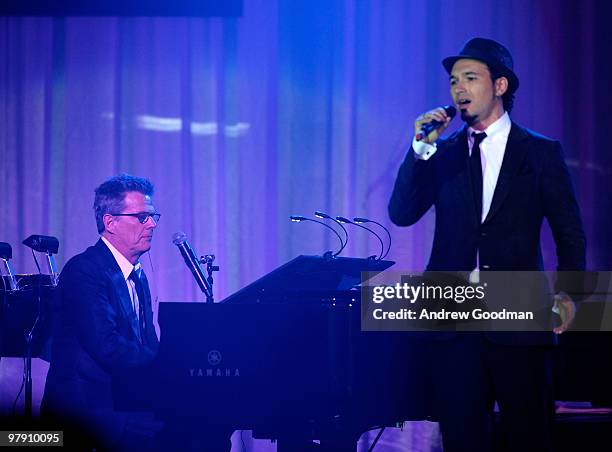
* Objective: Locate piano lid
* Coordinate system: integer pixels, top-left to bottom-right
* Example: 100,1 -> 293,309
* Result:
221,255 -> 394,304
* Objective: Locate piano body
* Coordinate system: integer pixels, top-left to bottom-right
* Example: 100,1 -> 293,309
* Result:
149,256 -> 430,450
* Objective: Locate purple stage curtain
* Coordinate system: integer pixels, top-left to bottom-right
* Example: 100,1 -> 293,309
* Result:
1,1 -> 610,450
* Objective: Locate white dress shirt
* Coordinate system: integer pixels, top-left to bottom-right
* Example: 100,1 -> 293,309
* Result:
413,113 -> 512,277
101,236 -> 141,321
412,112 -> 512,223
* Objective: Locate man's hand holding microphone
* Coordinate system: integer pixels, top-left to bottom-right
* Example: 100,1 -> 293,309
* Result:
414,105 -> 456,144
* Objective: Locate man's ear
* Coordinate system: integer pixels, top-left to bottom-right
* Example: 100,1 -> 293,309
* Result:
495,76 -> 509,97
103,214 -> 115,234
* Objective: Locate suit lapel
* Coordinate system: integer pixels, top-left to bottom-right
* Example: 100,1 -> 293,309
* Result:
138,271 -> 158,347
108,268 -> 142,340
94,240 -> 142,341
483,122 -> 529,224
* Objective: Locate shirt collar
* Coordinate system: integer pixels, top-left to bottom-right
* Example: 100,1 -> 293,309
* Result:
468,111 -> 511,142
100,236 -> 141,280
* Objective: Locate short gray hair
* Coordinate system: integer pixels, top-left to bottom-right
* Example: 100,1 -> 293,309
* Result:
93,174 -> 154,233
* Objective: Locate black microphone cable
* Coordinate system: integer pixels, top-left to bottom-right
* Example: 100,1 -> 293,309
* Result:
314,211 -> 348,255
289,215 -> 344,257
354,217 -> 392,260
336,216 -> 384,260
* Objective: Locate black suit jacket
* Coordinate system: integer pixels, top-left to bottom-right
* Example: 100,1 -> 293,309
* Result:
42,239 -> 159,442
389,122 -> 586,344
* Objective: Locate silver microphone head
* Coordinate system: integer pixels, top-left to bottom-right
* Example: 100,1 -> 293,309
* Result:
335,216 -> 353,224
314,211 -> 332,219
290,215 -> 308,222
172,231 -> 187,246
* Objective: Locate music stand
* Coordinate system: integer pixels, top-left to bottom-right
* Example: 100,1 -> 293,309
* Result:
221,255 -> 394,304
0,275 -> 54,417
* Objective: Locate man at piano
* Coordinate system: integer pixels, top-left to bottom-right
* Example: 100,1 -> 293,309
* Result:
389,38 -> 586,451
42,174 -> 161,450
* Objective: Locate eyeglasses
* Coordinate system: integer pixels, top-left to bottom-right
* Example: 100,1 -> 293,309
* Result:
110,212 -> 161,224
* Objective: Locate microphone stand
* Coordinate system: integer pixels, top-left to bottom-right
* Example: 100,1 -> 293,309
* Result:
24,328 -> 34,417
24,281 -> 43,418
199,255 -> 219,303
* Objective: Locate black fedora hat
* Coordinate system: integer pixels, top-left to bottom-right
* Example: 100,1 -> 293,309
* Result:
442,37 -> 519,92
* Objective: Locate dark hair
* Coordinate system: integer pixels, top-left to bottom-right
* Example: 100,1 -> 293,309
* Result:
488,64 -> 515,113
93,174 -> 154,234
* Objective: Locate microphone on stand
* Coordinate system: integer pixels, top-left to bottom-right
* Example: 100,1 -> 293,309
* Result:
172,232 -> 213,302
314,211 -> 348,255
289,215 -> 344,257
353,217 -> 392,260
336,216 -> 384,260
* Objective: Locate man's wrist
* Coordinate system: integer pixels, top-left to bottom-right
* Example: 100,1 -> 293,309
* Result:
412,137 -> 437,160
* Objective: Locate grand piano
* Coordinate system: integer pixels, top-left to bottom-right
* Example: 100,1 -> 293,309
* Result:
125,259 -> 612,451
148,255 -> 431,451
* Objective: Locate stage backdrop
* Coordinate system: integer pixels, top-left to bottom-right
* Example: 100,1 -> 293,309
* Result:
1,1 -> 610,451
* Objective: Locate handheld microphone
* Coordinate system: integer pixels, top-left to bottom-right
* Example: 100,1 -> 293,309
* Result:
172,232 -> 213,301
415,105 -> 456,141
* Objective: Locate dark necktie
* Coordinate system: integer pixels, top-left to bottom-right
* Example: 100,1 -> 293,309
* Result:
470,132 -> 487,222
128,268 -> 147,343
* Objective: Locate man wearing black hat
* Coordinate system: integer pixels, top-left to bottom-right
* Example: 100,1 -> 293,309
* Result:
389,38 -> 586,451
